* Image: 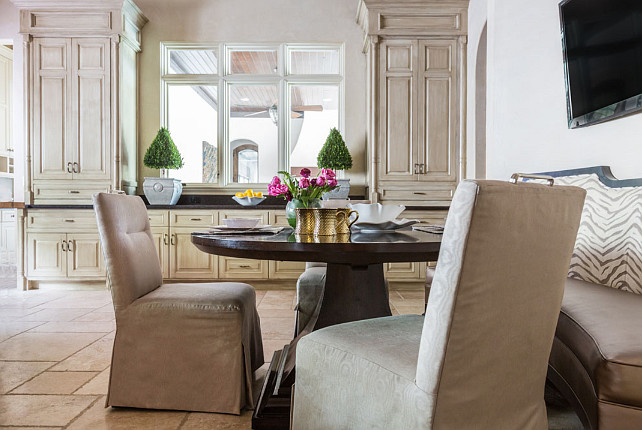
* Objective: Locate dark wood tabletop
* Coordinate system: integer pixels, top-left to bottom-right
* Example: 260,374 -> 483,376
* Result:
191,228 -> 442,265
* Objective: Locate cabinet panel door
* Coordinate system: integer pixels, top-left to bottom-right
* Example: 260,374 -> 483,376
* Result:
151,226 -> 169,279
26,233 -> 66,278
418,40 -> 458,183
384,261 -> 424,280
0,221 -> 16,265
72,38 -> 111,181
0,46 -> 12,154
378,40 -> 418,182
33,38 -> 74,180
169,228 -> 217,279
67,233 -> 105,278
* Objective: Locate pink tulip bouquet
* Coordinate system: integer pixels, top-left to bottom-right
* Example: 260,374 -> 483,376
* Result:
268,168 -> 338,207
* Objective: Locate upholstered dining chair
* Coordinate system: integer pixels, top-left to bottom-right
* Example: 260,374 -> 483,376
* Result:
292,179 -> 586,429
93,193 -> 264,414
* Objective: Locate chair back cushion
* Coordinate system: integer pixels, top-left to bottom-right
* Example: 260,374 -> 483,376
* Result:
93,193 -> 163,310
416,180 -> 585,428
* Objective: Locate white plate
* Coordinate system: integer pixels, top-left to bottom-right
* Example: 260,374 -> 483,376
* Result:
209,224 -> 268,231
222,218 -> 261,228
351,219 -> 419,233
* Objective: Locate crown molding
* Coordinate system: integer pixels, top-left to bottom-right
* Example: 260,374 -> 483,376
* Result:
11,0 -> 126,9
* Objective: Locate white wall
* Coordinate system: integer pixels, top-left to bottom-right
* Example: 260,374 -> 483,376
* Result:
135,0 -> 367,191
0,0 -> 23,201
469,0 -> 642,181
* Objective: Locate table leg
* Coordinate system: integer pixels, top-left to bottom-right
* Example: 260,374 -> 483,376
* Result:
314,263 -> 392,330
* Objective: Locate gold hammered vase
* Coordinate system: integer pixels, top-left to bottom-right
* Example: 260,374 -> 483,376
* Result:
313,208 -> 339,236
294,208 -> 316,235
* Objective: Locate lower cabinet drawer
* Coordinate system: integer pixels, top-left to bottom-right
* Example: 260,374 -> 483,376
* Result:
384,261 -> 426,280
33,183 -> 111,202
379,185 -> 455,202
219,256 -> 268,279
27,210 -> 98,230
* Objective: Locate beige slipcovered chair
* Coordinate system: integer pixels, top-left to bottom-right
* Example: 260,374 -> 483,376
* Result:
292,179 -> 586,429
93,193 -> 263,414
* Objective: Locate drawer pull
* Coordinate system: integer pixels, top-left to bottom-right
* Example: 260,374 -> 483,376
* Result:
61,240 -> 67,252
413,192 -> 427,195
69,190 -> 80,194
239,265 -> 251,269
170,234 -> 176,245
190,218 -> 202,221
73,162 -> 79,173
64,219 -> 75,223
163,233 -> 169,245
67,162 -> 73,173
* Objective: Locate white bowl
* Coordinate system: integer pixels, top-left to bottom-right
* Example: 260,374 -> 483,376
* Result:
232,196 -> 266,206
347,203 -> 405,224
222,218 -> 261,229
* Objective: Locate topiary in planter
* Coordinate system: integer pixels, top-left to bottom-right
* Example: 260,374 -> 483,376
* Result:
317,128 -> 352,171
143,127 -> 184,174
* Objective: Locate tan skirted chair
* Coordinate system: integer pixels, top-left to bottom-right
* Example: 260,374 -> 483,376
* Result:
93,193 -> 264,414
292,179 -> 586,429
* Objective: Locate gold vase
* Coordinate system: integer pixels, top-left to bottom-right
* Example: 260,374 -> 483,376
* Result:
335,209 -> 359,234
294,208 -> 316,236
313,208 -> 339,236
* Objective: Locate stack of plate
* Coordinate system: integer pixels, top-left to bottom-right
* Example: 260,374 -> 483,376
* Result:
207,225 -> 283,235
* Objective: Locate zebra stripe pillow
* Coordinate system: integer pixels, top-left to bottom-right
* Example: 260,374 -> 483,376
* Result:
554,174 -> 641,295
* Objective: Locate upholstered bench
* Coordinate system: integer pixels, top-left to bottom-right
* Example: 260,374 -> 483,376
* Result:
542,167 -> 642,430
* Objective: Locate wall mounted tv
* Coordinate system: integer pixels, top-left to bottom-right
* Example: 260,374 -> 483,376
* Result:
560,0 -> 642,128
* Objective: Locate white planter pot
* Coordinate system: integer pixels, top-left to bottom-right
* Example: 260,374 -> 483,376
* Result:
143,177 -> 183,205
322,179 -> 350,200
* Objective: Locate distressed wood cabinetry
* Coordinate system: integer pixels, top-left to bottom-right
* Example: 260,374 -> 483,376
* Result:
20,1 -> 147,203
358,0 -> 468,206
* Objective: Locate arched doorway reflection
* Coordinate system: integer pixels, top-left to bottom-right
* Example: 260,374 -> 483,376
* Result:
475,23 -> 488,179
232,140 -> 259,183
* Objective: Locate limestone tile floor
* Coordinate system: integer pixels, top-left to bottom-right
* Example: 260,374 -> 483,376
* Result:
0,285 -> 582,429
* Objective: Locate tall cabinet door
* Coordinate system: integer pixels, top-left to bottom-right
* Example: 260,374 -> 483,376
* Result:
417,39 -> 458,184
32,38 -> 74,180
378,40 -> 418,182
0,46 -> 12,154
71,38 -> 111,181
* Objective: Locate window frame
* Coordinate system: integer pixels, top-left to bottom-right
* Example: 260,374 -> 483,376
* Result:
160,42 -> 344,191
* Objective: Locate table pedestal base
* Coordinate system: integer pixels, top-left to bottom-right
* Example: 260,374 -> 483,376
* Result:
252,263 -> 392,430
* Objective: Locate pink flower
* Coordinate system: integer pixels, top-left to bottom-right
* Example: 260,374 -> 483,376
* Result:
299,177 -> 311,189
268,183 -> 289,196
327,178 -> 338,187
286,191 -> 293,202
300,168 -> 311,178
269,176 -> 281,187
321,168 -> 336,179
316,176 -> 326,187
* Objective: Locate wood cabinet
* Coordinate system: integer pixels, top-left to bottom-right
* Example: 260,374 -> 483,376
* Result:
25,211 -> 104,280
20,4 -> 147,203
0,45 -> 13,155
358,0 -> 468,206
22,207 -> 442,288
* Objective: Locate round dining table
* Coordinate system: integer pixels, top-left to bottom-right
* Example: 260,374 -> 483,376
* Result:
192,228 -> 442,330
192,227 -> 442,429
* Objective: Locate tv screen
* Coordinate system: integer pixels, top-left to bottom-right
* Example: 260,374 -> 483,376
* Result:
560,0 -> 642,128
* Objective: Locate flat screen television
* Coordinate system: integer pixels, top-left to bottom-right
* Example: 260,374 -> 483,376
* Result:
559,0 -> 642,128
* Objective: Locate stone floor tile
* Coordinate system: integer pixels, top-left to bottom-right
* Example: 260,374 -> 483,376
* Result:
50,338 -> 113,372
257,291 -> 296,310
19,308 -> 94,322
0,332 -> 105,361
394,305 -> 426,315
28,321 -> 115,333
0,321 -> 45,342
261,339 -> 289,361
74,368 -> 110,395
258,308 -> 295,319
259,317 -> 295,340
396,290 -> 426,300
66,397 -> 186,430
11,371 -> 98,395
72,312 -> 115,322
0,394 -> 97,427
181,410 -> 252,429
0,361 -> 55,393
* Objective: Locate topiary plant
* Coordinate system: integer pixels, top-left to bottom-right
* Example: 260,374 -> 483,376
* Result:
143,127 -> 184,176
317,128 -> 353,172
